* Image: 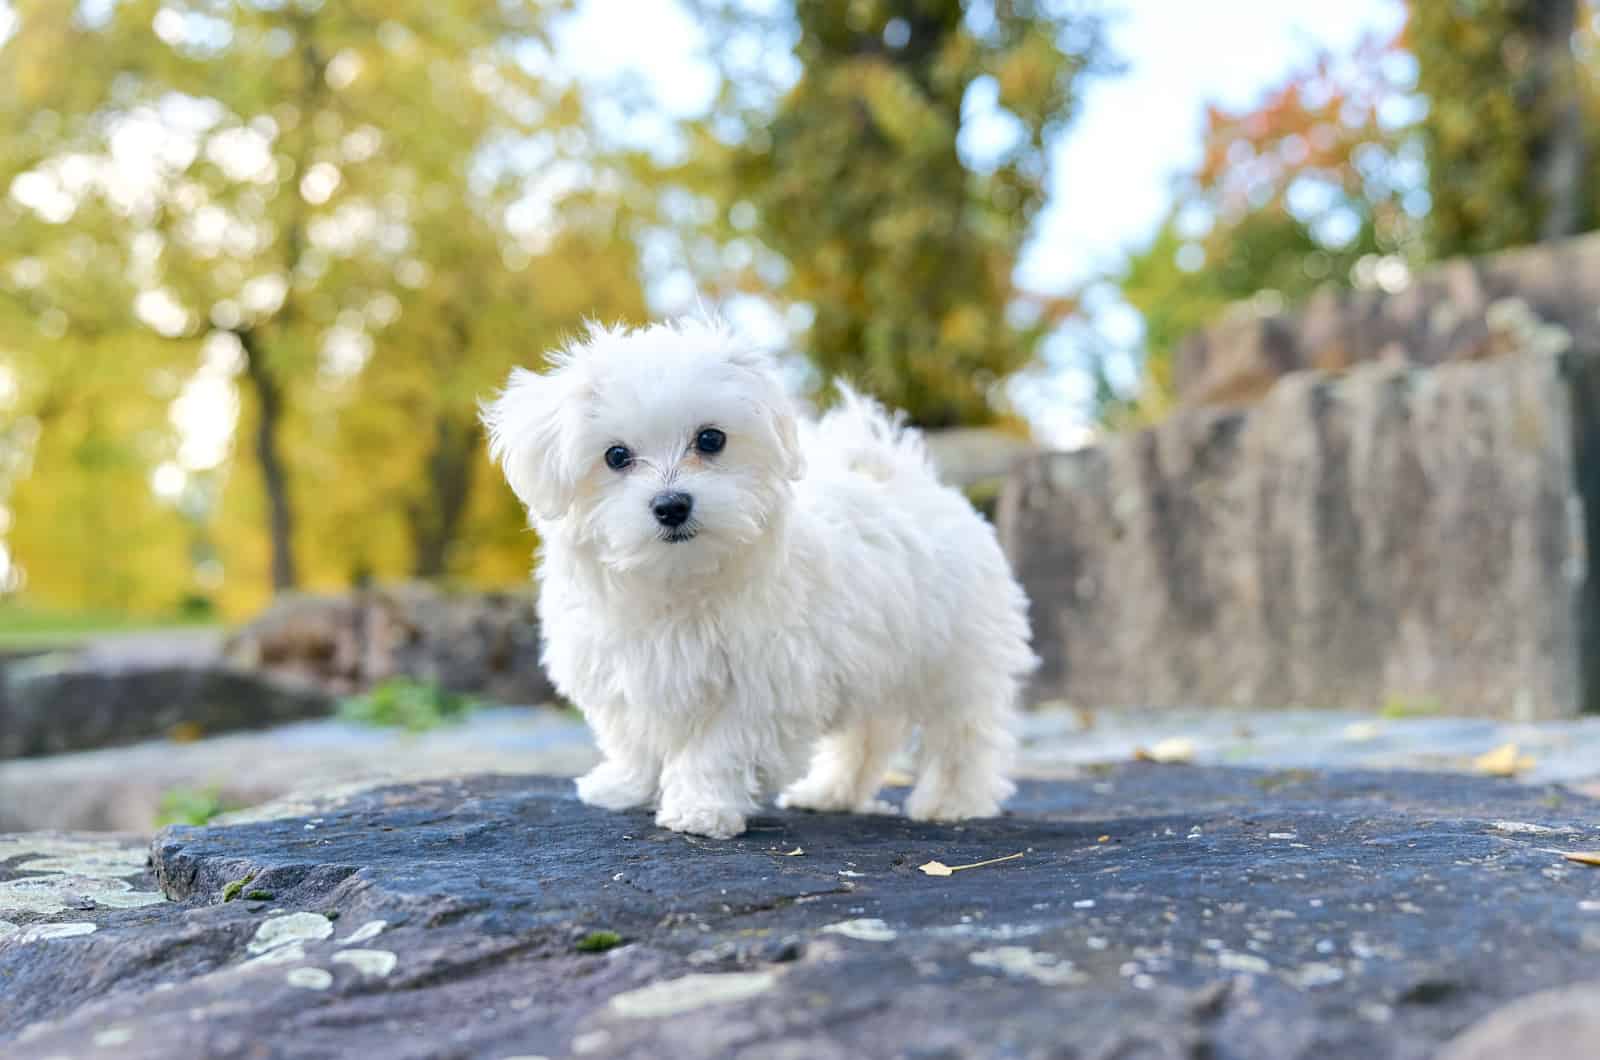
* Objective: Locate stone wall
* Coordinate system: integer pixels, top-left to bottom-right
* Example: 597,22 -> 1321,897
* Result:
1176,232 -> 1600,407
999,350 -> 1594,719
0,633 -> 331,759
224,583 -> 554,705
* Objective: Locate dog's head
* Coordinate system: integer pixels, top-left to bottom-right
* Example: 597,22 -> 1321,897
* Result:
483,317 -> 804,575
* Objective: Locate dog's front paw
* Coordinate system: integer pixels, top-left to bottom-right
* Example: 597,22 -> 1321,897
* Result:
778,783 -> 898,817
576,761 -> 656,811
654,803 -> 747,839
905,789 -> 1001,824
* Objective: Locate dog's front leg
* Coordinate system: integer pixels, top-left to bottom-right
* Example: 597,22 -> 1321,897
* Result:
575,708 -> 660,811
654,715 -> 759,839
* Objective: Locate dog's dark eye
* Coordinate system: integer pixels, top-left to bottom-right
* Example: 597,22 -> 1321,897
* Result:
695,428 -> 726,455
604,445 -> 633,471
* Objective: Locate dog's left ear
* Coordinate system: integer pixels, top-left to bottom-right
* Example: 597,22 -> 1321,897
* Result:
727,347 -> 805,482
482,363 -> 586,521
771,400 -> 805,482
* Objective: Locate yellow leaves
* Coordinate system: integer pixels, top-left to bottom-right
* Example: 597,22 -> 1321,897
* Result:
938,305 -> 988,350
856,62 -> 952,153
993,29 -> 1064,116
918,852 -> 1024,877
1561,852 -> 1600,868
1474,743 -> 1535,778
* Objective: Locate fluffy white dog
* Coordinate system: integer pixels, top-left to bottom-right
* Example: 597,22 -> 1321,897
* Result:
483,317 -> 1035,838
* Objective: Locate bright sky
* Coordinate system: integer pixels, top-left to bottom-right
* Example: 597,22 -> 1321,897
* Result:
558,0 -> 1407,443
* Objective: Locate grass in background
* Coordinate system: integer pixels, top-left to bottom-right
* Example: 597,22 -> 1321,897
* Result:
0,604 -> 219,650
156,786 -> 241,827
338,678 -> 477,733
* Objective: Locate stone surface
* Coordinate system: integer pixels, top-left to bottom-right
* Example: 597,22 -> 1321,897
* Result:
1175,230 -> 1600,407
1437,981 -> 1600,1060
0,631 -> 332,760
4,767 -> 1600,1058
1000,350 -> 1595,718
12,702 -> 1600,834
0,706 -> 599,832
224,582 -> 555,705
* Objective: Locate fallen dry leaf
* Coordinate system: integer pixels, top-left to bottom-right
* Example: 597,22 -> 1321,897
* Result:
1135,738 -> 1196,765
1097,835 -> 1110,843
167,721 -> 206,744
781,848 -> 804,857
1474,743 -> 1535,777
1562,851 -> 1600,867
918,852 -> 1024,877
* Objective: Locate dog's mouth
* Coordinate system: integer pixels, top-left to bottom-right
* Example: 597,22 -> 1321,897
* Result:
660,525 -> 699,544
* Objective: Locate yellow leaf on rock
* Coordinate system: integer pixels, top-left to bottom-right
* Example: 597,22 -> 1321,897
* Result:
1474,743 -> 1534,777
918,852 -> 1024,877
781,848 -> 803,857
1562,851 -> 1600,867
167,722 -> 205,744
1135,738 -> 1196,765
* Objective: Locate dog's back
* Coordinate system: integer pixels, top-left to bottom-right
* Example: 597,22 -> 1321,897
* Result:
808,382 -> 937,486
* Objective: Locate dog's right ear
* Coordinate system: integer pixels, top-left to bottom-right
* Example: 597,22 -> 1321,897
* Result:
482,363 -> 584,522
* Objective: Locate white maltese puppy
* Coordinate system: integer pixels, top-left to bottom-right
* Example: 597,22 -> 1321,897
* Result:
483,317 -> 1035,838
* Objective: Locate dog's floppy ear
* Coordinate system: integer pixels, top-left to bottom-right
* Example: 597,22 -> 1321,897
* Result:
726,346 -> 805,482
482,363 -> 585,521
771,400 -> 804,482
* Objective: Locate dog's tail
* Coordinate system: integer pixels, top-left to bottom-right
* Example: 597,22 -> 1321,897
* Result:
816,381 -> 934,484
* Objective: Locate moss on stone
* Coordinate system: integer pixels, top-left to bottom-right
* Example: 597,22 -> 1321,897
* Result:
576,930 -> 623,953
221,873 -> 256,902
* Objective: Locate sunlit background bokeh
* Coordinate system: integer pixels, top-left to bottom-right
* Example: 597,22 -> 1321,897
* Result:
1,0 -> 1591,630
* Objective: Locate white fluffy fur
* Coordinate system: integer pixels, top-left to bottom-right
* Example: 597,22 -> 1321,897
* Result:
483,317 -> 1036,838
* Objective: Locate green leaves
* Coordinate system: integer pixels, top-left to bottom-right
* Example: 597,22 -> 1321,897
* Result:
697,0 -> 1103,429
337,678 -> 477,733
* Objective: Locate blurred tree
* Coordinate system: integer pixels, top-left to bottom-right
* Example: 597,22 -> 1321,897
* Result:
689,0 -> 1104,428
0,0 -> 645,614
1111,37 -> 1420,422
1409,0 -> 1589,257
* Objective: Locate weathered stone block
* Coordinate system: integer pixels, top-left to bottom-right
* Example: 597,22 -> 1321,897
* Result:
999,351 -> 1595,718
1177,231 -> 1600,406
0,638 -> 331,759
223,583 -> 554,705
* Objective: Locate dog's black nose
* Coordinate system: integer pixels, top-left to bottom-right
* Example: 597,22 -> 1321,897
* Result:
651,491 -> 694,528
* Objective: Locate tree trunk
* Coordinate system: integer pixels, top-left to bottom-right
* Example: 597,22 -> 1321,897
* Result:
409,411 -> 481,580
236,329 -> 298,592
1522,0 -> 1587,241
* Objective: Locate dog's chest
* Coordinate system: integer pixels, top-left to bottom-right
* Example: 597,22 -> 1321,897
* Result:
578,613 -> 740,713
589,608 -> 824,719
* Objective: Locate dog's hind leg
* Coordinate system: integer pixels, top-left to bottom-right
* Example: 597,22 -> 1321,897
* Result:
777,718 -> 904,815
905,693 -> 1018,823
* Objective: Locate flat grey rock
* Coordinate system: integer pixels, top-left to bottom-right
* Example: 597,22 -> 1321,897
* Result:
4,766 -> 1600,1058
0,648 -> 332,760
1437,981 -> 1600,1060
